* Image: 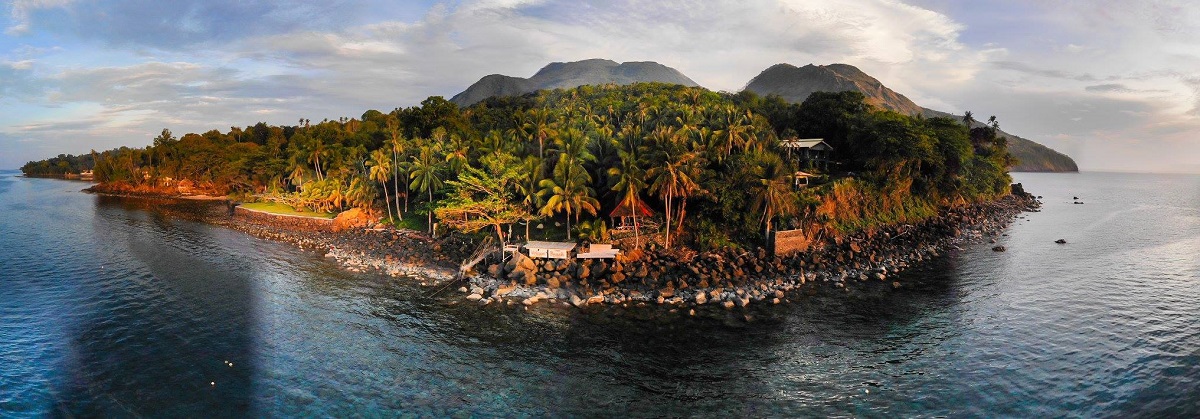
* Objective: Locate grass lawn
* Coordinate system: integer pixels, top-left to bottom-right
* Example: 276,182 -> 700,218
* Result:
239,201 -> 335,219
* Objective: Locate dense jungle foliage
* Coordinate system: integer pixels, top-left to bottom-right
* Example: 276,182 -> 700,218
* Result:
22,83 -> 1013,249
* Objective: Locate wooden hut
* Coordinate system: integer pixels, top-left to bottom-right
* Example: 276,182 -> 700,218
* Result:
608,199 -> 655,230
780,138 -> 833,171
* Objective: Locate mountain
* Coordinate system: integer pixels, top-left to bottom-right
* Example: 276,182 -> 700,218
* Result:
744,63 -> 925,115
743,63 -> 1078,172
450,59 -> 698,106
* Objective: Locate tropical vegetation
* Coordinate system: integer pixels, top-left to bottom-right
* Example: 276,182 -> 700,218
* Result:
22,83 -> 1013,250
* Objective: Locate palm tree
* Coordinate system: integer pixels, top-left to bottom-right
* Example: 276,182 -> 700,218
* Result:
368,148 -> 393,221
309,136 -> 326,181
444,133 -> 470,174
386,116 -> 407,220
523,108 -> 555,159
409,145 -> 443,235
962,111 -> 974,127
710,106 -> 749,160
608,149 -> 646,248
288,164 -> 306,190
327,178 -> 346,212
516,155 -> 545,239
647,148 -> 703,248
538,158 -> 599,240
750,152 -> 797,241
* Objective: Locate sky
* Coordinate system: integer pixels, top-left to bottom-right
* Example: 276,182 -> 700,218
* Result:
2,0 -> 1199,173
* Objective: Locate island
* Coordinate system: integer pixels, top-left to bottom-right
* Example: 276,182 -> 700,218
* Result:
22,81 -> 1040,311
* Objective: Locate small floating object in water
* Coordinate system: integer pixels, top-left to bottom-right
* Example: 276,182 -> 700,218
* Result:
1055,239 -> 1067,244
210,381 -> 215,386
992,245 -> 1006,252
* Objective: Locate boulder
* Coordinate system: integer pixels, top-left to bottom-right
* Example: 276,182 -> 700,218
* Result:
694,293 -> 708,305
331,208 -> 375,232
493,284 -> 516,297
516,254 -> 537,272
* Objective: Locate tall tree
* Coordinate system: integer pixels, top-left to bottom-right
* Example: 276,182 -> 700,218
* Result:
608,149 -> 646,248
647,144 -> 704,248
538,132 -> 599,239
386,116 -> 407,219
409,145 -> 443,235
436,165 -> 536,258
368,148 -> 394,221
749,152 -> 798,241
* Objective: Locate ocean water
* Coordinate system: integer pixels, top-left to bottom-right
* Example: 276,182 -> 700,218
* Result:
1,170 -> 1197,417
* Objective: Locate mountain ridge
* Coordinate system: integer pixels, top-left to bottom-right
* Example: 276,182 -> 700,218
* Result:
450,59 -> 698,106
450,59 -> 1078,172
743,63 -> 1078,172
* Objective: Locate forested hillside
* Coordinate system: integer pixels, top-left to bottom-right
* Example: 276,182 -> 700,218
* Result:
23,83 -> 1013,250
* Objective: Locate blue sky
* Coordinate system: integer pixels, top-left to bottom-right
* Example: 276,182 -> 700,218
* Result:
3,0 -> 1199,173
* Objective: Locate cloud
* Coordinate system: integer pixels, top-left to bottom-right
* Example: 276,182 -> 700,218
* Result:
991,61 -> 1104,82
1084,83 -> 1171,94
236,0 -> 984,109
4,0 -> 1199,173
11,0 -> 369,48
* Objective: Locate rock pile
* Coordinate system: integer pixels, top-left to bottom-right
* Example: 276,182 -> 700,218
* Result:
462,192 -> 1041,310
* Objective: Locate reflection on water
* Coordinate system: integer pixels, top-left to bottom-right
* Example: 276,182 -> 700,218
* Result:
1,172 -> 1198,416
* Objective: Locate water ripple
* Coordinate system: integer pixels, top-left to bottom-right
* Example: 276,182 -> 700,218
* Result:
2,173 -> 1199,416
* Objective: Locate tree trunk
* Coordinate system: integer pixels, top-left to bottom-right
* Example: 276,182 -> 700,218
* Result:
382,183 -> 393,221
676,202 -> 687,239
428,188 -> 434,236
495,224 -> 506,261
765,214 -> 773,247
632,200 -> 640,249
664,194 -> 672,248
392,150 -> 402,220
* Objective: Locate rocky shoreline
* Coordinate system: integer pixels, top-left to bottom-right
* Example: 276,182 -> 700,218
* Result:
84,183 -> 1040,314
457,189 -> 1041,312
215,207 -> 472,283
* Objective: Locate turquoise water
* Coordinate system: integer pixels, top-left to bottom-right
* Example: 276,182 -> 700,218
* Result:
1,170 -> 1198,416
